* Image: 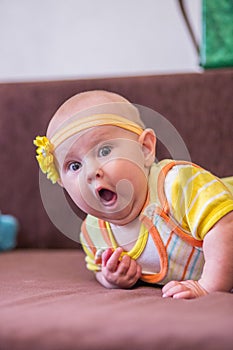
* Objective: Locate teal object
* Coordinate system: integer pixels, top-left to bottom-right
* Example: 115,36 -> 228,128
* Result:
0,214 -> 18,251
200,0 -> 233,68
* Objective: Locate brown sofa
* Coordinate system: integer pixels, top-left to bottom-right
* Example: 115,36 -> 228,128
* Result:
0,69 -> 232,350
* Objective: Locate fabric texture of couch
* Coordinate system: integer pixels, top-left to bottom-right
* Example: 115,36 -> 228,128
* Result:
0,69 -> 233,350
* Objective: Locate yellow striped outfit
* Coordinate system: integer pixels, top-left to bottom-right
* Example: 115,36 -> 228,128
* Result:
80,160 -> 233,285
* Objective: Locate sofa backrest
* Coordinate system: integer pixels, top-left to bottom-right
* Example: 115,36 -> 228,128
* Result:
0,69 -> 232,248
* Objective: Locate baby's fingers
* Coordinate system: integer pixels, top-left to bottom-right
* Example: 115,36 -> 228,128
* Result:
127,259 -> 141,280
101,248 -> 114,266
118,256 -> 141,278
104,247 -> 123,272
117,255 -> 131,275
162,280 -> 207,299
162,281 -> 188,298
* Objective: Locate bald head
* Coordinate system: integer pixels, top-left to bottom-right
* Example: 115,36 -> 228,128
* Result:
47,90 -> 144,139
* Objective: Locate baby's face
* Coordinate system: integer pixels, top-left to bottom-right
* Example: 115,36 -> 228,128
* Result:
56,125 -> 149,225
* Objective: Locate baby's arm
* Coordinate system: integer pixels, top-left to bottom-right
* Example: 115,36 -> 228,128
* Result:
162,211 -> 233,299
95,247 -> 141,289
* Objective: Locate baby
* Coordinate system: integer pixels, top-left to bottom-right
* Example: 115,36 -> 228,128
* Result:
34,90 -> 233,299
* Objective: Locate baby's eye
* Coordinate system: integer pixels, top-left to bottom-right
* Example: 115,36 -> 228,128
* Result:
98,145 -> 112,157
68,161 -> 82,172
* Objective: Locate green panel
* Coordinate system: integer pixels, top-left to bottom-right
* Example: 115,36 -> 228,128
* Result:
200,0 -> 233,68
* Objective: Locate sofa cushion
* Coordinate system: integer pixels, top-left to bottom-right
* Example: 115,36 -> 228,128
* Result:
0,250 -> 232,350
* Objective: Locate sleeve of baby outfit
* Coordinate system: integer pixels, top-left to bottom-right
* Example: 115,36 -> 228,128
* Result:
164,164 -> 233,240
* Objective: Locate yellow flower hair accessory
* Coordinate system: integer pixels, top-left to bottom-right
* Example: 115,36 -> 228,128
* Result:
33,136 -> 60,184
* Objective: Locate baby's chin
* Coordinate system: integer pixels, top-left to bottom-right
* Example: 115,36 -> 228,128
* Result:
86,205 -> 140,226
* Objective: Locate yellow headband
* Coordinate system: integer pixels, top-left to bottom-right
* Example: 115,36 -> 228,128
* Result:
51,114 -> 144,148
33,113 -> 144,184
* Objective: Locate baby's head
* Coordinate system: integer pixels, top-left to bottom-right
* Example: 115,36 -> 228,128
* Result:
34,90 -> 156,225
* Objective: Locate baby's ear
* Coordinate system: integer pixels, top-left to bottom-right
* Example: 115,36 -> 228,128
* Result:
138,128 -> 156,167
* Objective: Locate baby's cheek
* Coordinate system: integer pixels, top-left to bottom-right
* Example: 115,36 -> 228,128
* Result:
61,177 -> 80,204
68,184 -> 95,214
68,187 -> 84,208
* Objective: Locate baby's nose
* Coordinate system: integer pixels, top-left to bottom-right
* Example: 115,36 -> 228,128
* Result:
86,161 -> 104,183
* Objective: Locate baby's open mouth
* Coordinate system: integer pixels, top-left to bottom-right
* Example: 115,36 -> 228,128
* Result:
98,188 -> 117,205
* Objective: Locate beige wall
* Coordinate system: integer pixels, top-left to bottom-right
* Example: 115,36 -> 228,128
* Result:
0,0 -> 201,82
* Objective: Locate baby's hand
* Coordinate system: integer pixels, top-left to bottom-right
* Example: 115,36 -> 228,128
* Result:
101,247 -> 141,289
162,280 -> 208,299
